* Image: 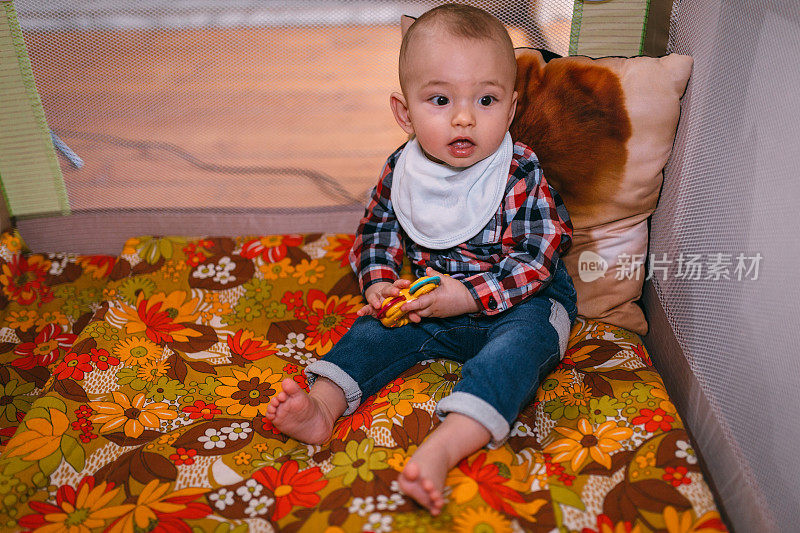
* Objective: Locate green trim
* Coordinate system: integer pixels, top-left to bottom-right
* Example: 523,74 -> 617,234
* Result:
0,1 -> 70,217
568,0 -> 584,56
640,0 -> 652,55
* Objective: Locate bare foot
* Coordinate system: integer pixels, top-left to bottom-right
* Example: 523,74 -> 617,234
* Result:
266,378 -> 337,444
398,451 -> 449,515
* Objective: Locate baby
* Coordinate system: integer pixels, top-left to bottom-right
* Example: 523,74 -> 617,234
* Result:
267,3 -> 577,515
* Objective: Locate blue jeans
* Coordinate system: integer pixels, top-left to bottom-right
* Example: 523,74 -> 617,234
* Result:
306,260 -> 578,445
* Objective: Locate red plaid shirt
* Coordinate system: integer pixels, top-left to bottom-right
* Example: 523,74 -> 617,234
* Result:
350,141 -> 572,315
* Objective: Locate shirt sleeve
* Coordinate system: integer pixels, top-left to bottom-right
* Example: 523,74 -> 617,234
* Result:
461,158 -> 573,315
349,151 -> 405,294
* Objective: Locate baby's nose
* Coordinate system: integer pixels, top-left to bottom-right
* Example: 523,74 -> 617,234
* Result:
451,104 -> 475,127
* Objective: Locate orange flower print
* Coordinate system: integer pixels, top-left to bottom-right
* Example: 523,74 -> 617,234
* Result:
17,476 -> 129,532
76,255 -> 117,279
116,291 -> 201,344
252,460 -> 328,521
302,290 -> 360,355
324,234 -> 355,268
241,234 -> 304,263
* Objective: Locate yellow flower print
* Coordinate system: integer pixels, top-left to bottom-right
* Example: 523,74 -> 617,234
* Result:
453,506 -> 512,533
215,367 -> 283,418
5,408 -> 69,461
0,231 -> 24,253
648,382 -> 678,414
663,506 -> 727,533
374,378 -> 431,419
90,391 -> 177,438
233,451 -> 252,465
387,446 -> 416,472
6,309 -> 38,331
138,359 -> 170,382
259,257 -> 295,280
114,337 -> 162,366
293,259 -> 325,285
536,369 -> 573,402
545,418 -> 633,472
34,311 -> 69,330
561,382 -> 592,408
105,480 -> 209,533
635,451 -> 656,468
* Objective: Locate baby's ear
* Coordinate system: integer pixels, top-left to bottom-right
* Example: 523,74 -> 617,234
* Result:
401,15 -> 415,37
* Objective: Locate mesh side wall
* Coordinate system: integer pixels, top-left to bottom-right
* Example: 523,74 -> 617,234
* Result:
14,0 -> 574,217
652,1 -> 800,530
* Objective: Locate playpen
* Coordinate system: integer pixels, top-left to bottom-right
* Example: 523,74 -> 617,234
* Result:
0,0 -> 798,531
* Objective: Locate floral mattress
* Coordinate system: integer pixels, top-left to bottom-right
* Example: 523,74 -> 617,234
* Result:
0,230 -> 727,532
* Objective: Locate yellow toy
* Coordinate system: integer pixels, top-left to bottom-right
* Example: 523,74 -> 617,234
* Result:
376,275 -> 442,327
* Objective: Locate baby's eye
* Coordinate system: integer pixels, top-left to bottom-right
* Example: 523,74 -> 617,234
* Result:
431,96 -> 449,106
479,95 -> 496,106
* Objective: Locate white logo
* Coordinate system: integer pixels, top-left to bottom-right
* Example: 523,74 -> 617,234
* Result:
578,251 -> 608,282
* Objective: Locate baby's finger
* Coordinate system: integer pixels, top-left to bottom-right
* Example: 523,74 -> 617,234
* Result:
393,279 -> 411,289
357,303 -> 376,316
402,293 -> 434,313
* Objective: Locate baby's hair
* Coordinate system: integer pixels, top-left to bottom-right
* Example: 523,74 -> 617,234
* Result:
399,3 -> 516,93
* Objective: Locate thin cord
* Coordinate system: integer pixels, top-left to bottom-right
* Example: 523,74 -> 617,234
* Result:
54,129 -> 364,206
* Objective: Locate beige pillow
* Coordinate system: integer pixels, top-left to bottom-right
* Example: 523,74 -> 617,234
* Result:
510,50 -> 693,334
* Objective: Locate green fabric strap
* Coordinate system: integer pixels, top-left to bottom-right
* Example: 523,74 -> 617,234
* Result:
0,0 -> 69,217
569,0 -> 651,57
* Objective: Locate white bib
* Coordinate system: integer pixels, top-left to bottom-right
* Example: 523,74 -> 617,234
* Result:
391,132 -> 513,249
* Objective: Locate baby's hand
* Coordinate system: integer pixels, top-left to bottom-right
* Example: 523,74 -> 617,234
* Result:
401,267 -> 479,321
358,279 -> 412,317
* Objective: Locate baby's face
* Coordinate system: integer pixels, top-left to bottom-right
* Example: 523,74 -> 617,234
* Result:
397,32 -> 517,168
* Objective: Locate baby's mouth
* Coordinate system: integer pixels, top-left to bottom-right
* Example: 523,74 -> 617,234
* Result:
449,138 -> 475,149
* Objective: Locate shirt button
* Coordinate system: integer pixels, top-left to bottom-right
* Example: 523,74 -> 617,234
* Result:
487,297 -> 498,310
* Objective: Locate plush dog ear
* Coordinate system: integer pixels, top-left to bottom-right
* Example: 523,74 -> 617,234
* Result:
401,15 -> 415,37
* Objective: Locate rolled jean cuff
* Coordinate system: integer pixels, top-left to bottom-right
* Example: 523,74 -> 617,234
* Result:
435,391 -> 511,448
304,360 -> 362,416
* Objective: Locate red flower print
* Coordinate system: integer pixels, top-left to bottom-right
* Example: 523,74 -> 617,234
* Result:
663,465 -> 692,487
378,377 -> 405,398
259,416 -> 282,436
53,351 -> 92,380
457,453 -> 526,516
302,290 -> 360,355
252,460 -> 328,521
227,330 -> 277,362
325,234 -> 355,268
0,254 -> 53,306
332,396 -> 388,439
282,290 -> 305,310
283,363 -> 298,374
90,348 -> 120,370
293,372 -> 309,392
582,514 -> 637,533
182,400 -> 221,420
170,447 -> 197,466
17,476 -> 119,531
633,344 -> 652,366
76,255 -> 117,279
11,323 -> 77,369
631,408 -> 674,433
241,235 -> 303,263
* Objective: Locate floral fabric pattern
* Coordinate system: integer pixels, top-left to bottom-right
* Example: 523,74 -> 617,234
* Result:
0,232 -> 726,532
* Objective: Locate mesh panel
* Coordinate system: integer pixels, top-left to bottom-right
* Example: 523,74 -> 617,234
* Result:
14,0 -> 575,214
654,0 -> 800,530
